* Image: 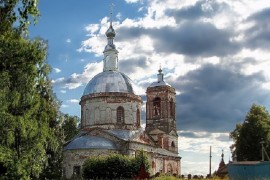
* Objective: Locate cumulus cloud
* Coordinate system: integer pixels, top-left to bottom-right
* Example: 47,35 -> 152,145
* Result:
175,63 -> 269,132
52,62 -> 103,90
166,0 -> 229,21
63,0 -> 270,135
52,77 -> 65,84
179,130 -> 232,174
244,7 -> 270,50
151,22 -> 239,57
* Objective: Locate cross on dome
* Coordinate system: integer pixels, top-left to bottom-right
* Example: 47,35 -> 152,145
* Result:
103,5 -> 118,71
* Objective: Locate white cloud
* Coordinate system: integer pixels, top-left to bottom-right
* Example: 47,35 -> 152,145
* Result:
60,90 -> 66,94
62,61 -> 103,90
116,12 -> 122,20
53,67 -> 61,73
52,77 -> 65,84
85,24 -> 100,36
64,81 -> 82,90
66,38 -> 71,43
125,0 -> 142,4
67,99 -> 80,103
179,131 -> 232,175
61,104 -> 69,108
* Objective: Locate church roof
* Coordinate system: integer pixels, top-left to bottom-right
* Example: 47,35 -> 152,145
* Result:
83,71 -> 135,95
157,147 -> 180,158
106,129 -> 142,140
64,135 -> 117,150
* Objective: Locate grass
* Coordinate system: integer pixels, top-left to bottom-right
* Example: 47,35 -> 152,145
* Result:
153,174 -> 229,180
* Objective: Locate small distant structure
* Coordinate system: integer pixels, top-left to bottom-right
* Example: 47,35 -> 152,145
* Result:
228,141 -> 270,180
228,161 -> 270,180
215,150 -> 228,179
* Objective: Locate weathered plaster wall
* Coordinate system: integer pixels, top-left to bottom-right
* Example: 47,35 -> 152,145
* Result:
63,149 -> 118,179
81,92 -> 142,130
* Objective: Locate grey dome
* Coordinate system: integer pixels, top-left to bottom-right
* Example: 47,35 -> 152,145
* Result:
83,71 -> 134,96
149,81 -> 171,87
64,136 -> 117,150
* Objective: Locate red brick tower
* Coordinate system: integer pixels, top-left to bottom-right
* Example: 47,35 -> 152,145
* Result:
146,68 -> 178,152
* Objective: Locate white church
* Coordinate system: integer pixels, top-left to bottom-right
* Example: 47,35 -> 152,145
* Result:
63,14 -> 181,179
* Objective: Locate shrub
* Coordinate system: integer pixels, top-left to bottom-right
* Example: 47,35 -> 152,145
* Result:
82,151 -> 150,179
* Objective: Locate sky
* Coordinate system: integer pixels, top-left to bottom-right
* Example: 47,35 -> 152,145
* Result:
29,0 -> 270,176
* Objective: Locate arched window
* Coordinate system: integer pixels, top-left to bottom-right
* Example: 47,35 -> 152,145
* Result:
117,106 -> 124,123
152,161 -> 156,168
136,109 -> 140,126
170,98 -> 174,117
167,163 -> 172,174
171,141 -> 175,148
153,97 -> 161,116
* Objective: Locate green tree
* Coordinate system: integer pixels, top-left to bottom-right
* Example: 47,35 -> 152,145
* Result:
0,0 -> 40,33
39,118 -> 64,180
0,30 -> 60,179
61,114 -> 80,142
0,1 -> 64,179
230,104 -> 270,161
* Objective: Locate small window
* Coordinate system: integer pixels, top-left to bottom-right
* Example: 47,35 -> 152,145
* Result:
153,97 -> 161,116
171,141 -> 175,148
136,109 -> 140,126
117,106 -> 124,123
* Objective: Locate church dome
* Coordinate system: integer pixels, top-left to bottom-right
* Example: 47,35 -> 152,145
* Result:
83,71 -> 134,96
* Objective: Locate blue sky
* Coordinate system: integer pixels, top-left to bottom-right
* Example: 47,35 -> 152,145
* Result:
29,0 -> 270,175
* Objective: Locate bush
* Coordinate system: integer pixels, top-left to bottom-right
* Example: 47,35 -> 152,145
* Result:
82,151 -> 149,179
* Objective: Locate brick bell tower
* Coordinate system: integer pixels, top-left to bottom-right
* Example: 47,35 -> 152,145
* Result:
146,68 -> 178,153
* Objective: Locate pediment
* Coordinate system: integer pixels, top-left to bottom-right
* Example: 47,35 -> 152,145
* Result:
149,128 -> 166,135
129,131 -> 155,146
83,128 -> 125,143
169,129 -> 178,136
